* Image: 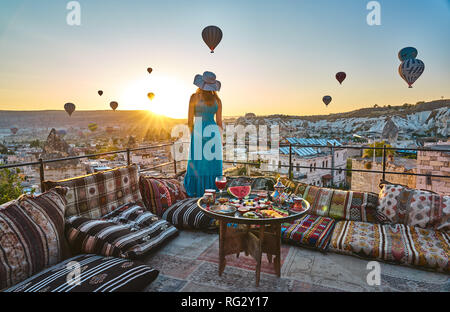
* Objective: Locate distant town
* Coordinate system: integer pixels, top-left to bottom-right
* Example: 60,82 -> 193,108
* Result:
0,99 -> 449,195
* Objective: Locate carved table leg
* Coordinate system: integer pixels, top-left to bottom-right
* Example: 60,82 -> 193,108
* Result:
255,225 -> 265,287
219,220 -> 227,276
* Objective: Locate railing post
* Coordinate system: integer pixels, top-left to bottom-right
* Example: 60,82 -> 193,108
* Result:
331,143 -> 335,187
39,158 -> 45,192
172,143 -> 177,175
382,144 -> 386,181
126,148 -> 131,166
288,143 -> 293,179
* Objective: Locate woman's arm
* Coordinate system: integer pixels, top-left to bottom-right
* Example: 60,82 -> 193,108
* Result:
216,97 -> 223,130
188,94 -> 196,133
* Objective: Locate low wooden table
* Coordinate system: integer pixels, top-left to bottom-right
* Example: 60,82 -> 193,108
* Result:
197,194 -> 310,286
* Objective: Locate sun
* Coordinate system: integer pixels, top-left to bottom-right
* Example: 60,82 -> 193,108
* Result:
119,74 -> 192,118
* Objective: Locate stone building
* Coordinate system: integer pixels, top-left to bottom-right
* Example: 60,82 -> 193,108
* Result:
351,157 -> 416,194
416,142 -> 450,195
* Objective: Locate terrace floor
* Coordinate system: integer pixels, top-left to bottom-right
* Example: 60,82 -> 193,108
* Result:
141,230 -> 450,292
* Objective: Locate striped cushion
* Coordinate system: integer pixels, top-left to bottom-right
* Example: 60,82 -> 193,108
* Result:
162,198 -> 215,230
65,203 -> 178,259
5,254 -> 159,292
139,176 -> 187,216
281,215 -> 336,251
0,187 -> 68,290
330,221 -> 450,272
44,165 -> 142,219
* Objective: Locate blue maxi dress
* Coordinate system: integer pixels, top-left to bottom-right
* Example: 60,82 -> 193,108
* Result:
184,99 -> 223,197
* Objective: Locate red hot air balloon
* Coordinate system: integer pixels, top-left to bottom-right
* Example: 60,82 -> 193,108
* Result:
336,72 -> 346,85
64,103 -> 76,116
110,101 -> 119,111
202,26 -> 223,53
98,90 -> 103,96
147,68 -> 153,74
10,127 -> 18,135
322,96 -> 332,107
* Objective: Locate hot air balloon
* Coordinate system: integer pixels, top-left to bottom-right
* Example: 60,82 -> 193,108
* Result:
147,68 -> 153,74
10,127 -> 18,135
399,58 -> 425,88
64,103 -> 76,116
57,129 -> 67,137
147,92 -> 155,100
88,123 -> 98,132
202,25 -> 223,53
398,47 -> 418,62
98,90 -> 103,96
322,96 -> 332,106
110,101 -> 118,111
336,72 -> 346,85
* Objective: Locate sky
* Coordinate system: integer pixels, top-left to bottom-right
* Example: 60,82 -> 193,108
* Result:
0,0 -> 449,118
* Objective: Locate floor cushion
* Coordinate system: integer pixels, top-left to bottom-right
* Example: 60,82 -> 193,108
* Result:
378,183 -> 449,232
0,187 -> 68,290
43,165 -> 142,219
162,197 -> 215,230
4,254 -> 159,292
281,215 -> 336,251
330,220 -> 450,273
65,203 -> 178,259
295,184 -> 379,223
139,176 -> 187,217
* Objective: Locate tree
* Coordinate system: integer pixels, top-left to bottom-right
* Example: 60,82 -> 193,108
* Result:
363,141 -> 395,158
0,169 -> 25,205
30,140 -> 41,148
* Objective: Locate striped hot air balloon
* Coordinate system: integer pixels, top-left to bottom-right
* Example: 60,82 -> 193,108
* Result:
202,26 -> 223,53
88,123 -> 98,132
399,58 -> 425,88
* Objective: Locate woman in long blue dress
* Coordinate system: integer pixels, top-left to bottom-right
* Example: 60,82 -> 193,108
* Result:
184,71 -> 223,197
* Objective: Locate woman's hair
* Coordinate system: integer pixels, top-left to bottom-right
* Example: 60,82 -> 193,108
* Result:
195,88 -> 219,106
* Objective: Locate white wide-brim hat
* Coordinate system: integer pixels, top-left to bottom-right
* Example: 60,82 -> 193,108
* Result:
194,71 -> 221,91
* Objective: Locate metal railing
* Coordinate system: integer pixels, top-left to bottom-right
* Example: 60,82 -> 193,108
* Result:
1,141 -> 449,192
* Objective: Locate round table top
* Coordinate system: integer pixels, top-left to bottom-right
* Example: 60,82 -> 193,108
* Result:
197,193 -> 310,225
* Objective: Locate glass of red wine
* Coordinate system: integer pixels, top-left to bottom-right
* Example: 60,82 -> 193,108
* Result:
215,176 -> 227,198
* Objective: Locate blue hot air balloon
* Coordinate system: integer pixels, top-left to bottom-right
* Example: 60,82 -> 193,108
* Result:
398,47 -> 418,62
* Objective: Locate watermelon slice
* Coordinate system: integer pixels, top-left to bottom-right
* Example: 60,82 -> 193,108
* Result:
228,185 -> 252,199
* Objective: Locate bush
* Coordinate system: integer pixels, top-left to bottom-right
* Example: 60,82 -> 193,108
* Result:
0,169 -> 25,205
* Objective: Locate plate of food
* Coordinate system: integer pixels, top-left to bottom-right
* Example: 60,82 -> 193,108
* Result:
210,204 -> 236,216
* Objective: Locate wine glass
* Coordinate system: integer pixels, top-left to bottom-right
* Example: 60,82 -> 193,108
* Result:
215,176 -> 227,198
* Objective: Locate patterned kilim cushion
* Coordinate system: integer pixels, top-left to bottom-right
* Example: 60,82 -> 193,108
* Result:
65,203 -> 178,259
0,187 -> 68,290
378,183 -> 449,232
295,184 -> 378,223
162,197 -> 215,230
4,254 -> 159,292
139,176 -> 187,217
43,165 -> 142,219
281,215 -> 336,251
330,221 -> 450,273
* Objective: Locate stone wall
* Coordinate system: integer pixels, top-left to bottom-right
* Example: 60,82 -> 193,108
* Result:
416,149 -> 450,195
351,158 -> 416,194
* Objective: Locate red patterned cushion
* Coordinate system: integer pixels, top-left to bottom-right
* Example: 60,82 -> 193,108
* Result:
139,176 -> 187,216
43,165 -> 142,219
378,183 -> 449,231
281,215 -> 336,251
0,187 -> 68,289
